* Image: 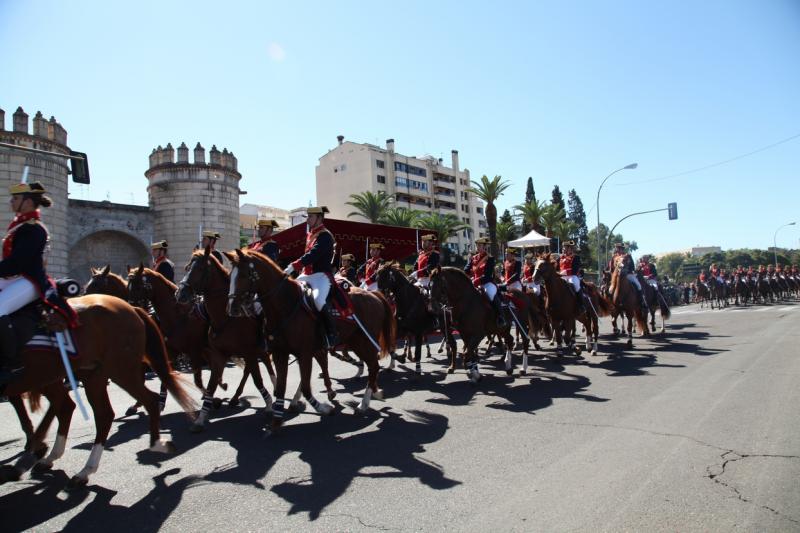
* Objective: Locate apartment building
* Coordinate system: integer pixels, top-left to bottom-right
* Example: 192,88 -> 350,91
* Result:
316,136 -> 486,254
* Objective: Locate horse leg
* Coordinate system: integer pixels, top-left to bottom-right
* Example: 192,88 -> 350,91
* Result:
503,330 -> 514,376
448,332 -> 458,374
314,351 -> 336,401
112,371 -> 175,454
191,350 -> 224,432
414,332 -> 423,376
267,351 -> 289,435
8,395 -> 36,452
32,390 -> 75,473
592,316 -> 599,356
245,356 -> 274,416
124,364 -> 147,416
299,351 -> 334,415
626,314 -> 634,349
355,343 -> 383,413
465,340 -> 482,384
67,377 -> 114,490
228,364 -> 250,407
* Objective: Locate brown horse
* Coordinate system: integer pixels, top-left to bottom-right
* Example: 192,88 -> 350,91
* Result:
532,254 -> 611,356
641,276 -> 671,334
175,248 -> 285,432
225,249 -> 395,434
2,295 -> 195,489
84,264 -> 130,300
428,267 -> 523,381
610,256 -> 650,347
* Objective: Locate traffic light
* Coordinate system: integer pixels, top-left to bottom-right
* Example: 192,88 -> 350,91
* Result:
69,151 -> 90,184
667,202 -> 678,220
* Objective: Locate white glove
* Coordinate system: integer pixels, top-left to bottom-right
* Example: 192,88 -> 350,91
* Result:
410,271 -> 418,280
284,264 -> 295,276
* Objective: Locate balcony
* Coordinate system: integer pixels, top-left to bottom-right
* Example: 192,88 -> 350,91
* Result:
434,189 -> 456,199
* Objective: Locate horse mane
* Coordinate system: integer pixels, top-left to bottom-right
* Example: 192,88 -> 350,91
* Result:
192,249 -> 230,275
141,267 -> 178,291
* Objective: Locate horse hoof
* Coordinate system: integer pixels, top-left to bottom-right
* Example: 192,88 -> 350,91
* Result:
373,389 -> 385,401
219,382 -> 228,391
32,461 -> 53,474
591,350 -> 598,356
228,398 -> 240,407
327,391 -> 337,401
505,369 -> 513,376
31,443 -> 49,460
626,340 -> 633,348
520,369 -> 527,376
574,347 -> 582,356
125,406 -> 138,417
66,476 -> 88,492
150,439 -> 177,454
447,368 -> 455,374
189,423 -> 205,434
533,343 -> 541,351
212,398 -> 223,410
288,401 -> 306,414
0,465 -> 22,483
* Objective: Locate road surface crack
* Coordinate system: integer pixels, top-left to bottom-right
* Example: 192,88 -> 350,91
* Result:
706,450 -> 800,525
323,512 -> 399,531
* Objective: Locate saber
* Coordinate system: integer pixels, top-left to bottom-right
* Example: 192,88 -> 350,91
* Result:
55,331 -> 89,420
507,304 -> 531,342
21,166 -> 30,184
349,312 -> 381,351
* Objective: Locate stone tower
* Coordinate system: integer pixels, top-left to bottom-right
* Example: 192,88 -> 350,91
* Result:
0,107 -> 70,277
145,142 -> 242,266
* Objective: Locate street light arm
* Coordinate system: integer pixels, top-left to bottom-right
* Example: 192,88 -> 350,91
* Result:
773,222 -> 796,267
595,163 -> 638,279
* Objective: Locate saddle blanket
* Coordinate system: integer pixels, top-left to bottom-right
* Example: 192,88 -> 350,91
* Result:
25,327 -> 79,359
299,276 -> 355,320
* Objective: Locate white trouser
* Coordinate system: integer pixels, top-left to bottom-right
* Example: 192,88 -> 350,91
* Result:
482,282 -> 497,301
296,272 -> 331,312
360,281 -> 378,291
716,276 -> 724,284
646,278 -> 659,289
506,281 -> 522,292
0,276 -> 39,316
524,281 -> 541,295
415,277 -> 430,288
561,274 -> 581,293
626,273 -> 642,291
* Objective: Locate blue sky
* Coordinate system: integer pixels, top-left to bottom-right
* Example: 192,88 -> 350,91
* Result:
2,0 -> 798,255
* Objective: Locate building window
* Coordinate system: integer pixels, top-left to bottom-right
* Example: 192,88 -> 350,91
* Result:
377,174 -> 386,184
395,176 -> 428,192
376,159 -> 385,169
394,161 -> 427,177
476,207 -> 483,215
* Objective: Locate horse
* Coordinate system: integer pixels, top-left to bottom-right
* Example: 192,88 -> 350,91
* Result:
707,276 -> 727,309
174,248 -> 298,432
640,276 -> 671,334
84,264 -> 130,299
1,294 -> 195,490
428,267 -> 521,381
225,249 -> 395,434
375,262 -> 457,376
731,274 -> 749,306
609,255 -> 649,348
532,254 -> 611,356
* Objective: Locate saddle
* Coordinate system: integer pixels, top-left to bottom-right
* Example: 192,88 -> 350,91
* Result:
9,301 -> 79,359
298,274 -> 355,321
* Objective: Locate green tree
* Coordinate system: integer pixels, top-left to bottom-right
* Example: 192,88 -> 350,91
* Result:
467,175 -> 511,257
567,189 -> 589,263
587,223 -> 638,271
514,200 -> 546,235
414,213 -> 470,247
495,219 -> 519,255
553,219 -> 578,251
656,252 -> 689,280
345,191 -> 393,222
540,203 -> 566,238
379,207 -> 420,228
551,185 -> 565,212
522,177 -> 537,233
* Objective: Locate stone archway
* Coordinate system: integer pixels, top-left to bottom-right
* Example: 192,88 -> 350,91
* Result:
68,230 -> 149,285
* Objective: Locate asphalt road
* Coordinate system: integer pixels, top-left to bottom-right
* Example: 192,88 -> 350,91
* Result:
1,301 -> 799,532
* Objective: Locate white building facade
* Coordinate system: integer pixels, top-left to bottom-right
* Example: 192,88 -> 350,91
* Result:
316,137 -> 486,254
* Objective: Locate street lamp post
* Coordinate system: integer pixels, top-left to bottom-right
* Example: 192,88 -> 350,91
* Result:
595,163 -> 638,279
773,221 -> 796,267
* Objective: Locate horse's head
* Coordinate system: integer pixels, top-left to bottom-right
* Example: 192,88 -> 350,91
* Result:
532,253 -> 554,284
376,262 -> 404,297
127,263 -> 153,308
225,249 -> 260,317
176,246 -> 226,304
85,264 -> 128,299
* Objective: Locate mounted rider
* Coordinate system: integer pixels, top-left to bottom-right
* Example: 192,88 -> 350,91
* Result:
609,242 -> 647,310
248,219 -> 280,264
0,181 -> 78,385
521,253 -> 541,295
410,234 -> 439,289
501,247 -> 523,292
464,237 -> 506,327
558,241 -> 584,313
201,231 -> 224,265
337,253 -> 358,285
150,240 -> 175,283
283,206 -> 339,347
357,243 -> 384,291
637,254 -> 659,291
709,263 -> 723,284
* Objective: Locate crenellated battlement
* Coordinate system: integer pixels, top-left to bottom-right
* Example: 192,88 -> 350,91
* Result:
147,141 -> 239,173
0,106 -> 68,146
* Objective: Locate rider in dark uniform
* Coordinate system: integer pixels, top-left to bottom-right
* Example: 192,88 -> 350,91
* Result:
151,240 -> 175,283
337,253 -> 358,285
464,237 -> 506,327
201,231 -> 224,264
284,206 -> 339,347
0,182 -> 77,385
248,219 -> 280,264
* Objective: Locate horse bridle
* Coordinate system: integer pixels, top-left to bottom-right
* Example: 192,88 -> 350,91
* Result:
179,255 -> 227,299
127,273 -> 153,308
228,257 -> 291,318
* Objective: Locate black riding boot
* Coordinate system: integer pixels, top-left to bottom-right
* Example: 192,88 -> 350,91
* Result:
576,290 -> 586,315
491,295 -> 507,328
320,304 -> 340,348
637,287 -> 648,311
0,315 -> 21,386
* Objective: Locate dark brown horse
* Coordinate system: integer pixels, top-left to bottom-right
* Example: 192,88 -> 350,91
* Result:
225,249 -> 395,434
375,262 -> 457,376
175,248 -> 286,432
532,254 -> 611,356
641,276 -> 671,334
428,267 -> 525,381
2,295 -> 195,489
610,256 -> 650,347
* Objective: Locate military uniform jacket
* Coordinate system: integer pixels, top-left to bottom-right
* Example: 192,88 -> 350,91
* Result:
464,252 -> 495,287
522,263 -> 535,283
637,262 -> 657,280
608,252 -> 633,273
559,254 -> 582,276
504,259 -> 521,283
338,265 -> 357,284
357,257 -> 382,284
414,249 -> 440,277
153,256 -> 175,283
249,239 -> 280,263
291,224 -> 335,274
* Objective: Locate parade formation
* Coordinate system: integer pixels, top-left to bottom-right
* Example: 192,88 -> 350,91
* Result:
1,172 -> 799,493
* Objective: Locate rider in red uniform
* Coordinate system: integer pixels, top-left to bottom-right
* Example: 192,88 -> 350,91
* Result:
357,243 -> 384,291
248,219 -> 280,263
501,247 -> 522,292
521,253 -> 540,295
559,241 -> 584,312
150,240 -> 175,283
410,234 -> 439,288
464,237 -> 506,327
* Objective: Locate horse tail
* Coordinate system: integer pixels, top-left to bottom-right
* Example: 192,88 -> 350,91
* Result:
375,292 -> 396,360
27,391 -> 42,413
658,291 -> 671,320
596,291 -> 614,317
134,307 -> 197,416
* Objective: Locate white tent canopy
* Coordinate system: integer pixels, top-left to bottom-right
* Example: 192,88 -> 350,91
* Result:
508,229 -> 551,248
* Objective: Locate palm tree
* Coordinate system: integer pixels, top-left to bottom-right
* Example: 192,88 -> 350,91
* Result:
379,207 -> 420,228
540,204 -> 566,238
495,220 -> 518,256
513,200 -> 546,235
467,175 -> 511,257
553,219 -> 578,251
414,213 -> 470,247
345,191 -> 393,223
